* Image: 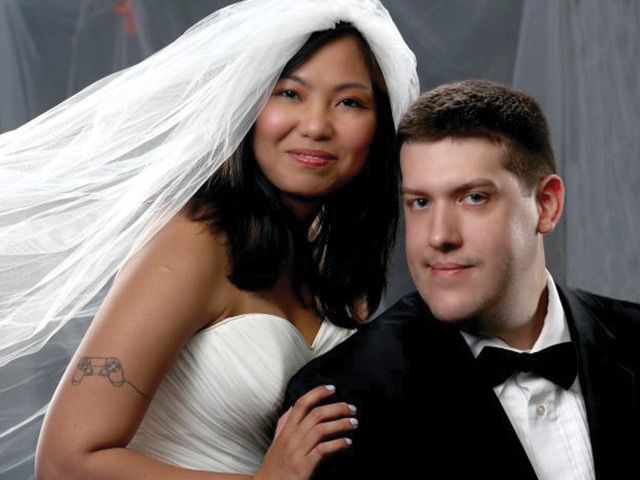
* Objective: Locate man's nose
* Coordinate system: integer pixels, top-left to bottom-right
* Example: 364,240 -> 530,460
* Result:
427,203 -> 462,252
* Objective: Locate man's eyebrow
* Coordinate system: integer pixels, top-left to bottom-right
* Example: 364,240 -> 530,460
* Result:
400,187 -> 426,196
401,179 -> 498,196
452,179 -> 498,194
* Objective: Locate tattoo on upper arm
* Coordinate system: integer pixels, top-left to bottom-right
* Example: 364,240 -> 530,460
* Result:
71,356 -> 151,400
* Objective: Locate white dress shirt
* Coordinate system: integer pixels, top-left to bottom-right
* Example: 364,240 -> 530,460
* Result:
461,272 -> 595,480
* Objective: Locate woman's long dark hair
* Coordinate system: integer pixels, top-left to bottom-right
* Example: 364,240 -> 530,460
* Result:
188,23 -> 398,328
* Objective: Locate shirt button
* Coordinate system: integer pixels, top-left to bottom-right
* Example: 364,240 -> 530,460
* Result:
536,404 -> 546,416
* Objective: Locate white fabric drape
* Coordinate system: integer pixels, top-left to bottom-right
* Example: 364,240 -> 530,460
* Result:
513,0 -> 640,300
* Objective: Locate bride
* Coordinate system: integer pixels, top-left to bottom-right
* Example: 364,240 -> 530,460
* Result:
0,1 -> 418,478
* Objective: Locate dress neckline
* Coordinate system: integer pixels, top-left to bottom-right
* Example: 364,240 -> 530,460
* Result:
198,313 -> 327,350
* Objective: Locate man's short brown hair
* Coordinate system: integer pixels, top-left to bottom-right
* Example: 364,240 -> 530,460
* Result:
398,79 -> 556,192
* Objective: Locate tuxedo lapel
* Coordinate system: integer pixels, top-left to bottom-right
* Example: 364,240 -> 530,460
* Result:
558,287 -> 638,479
414,318 -> 538,479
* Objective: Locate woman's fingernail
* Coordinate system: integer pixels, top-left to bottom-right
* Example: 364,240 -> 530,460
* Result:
325,385 -> 336,392
349,418 -> 359,428
344,438 -> 353,446
348,404 -> 357,414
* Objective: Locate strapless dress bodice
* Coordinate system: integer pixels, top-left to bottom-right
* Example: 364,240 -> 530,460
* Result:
128,313 -> 355,474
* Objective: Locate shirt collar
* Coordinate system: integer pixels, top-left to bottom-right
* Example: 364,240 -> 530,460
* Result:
461,270 -> 568,354
460,271 -> 575,392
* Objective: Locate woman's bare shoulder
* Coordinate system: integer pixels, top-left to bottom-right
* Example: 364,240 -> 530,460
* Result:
128,209 -> 226,271
112,209 -> 233,327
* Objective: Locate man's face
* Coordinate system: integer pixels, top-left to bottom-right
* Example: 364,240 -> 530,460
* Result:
401,137 -> 542,328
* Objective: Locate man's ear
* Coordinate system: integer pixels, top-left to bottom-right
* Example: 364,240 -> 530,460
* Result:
536,174 -> 565,235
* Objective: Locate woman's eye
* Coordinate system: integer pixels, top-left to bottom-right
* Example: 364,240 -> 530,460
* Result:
338,97 -> 365,108
275,89 -> 299,100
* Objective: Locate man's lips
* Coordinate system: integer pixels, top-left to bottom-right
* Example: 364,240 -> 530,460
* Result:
287,149 -> 337,167
430,262 -> 471,270
429,263 -> 473,276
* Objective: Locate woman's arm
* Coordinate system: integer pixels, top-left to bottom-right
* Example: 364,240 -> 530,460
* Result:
35,212 -> 250,479
36,212 -> 355,480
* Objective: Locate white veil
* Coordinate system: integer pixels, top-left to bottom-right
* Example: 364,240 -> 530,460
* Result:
0,0 -> 419,473
0,0 -> 418,367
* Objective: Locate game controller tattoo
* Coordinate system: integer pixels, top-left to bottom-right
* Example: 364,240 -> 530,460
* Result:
71,356 -> 150,399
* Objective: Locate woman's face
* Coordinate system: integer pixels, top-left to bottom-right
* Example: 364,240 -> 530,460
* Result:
253,35 -> 377,216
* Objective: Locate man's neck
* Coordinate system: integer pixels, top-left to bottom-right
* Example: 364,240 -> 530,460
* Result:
462,271 -> 550,351
495,286 -> 548,350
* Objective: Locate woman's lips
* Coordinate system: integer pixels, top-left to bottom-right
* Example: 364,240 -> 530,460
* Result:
288,149 -> 337,167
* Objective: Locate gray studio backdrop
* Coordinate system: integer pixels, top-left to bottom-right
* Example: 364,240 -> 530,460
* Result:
0,1 -> 638,478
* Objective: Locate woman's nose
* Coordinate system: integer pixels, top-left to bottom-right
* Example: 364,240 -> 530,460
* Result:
297,101 -> 334,140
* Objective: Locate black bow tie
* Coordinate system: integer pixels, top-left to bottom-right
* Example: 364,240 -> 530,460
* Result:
476,342 -> 577,389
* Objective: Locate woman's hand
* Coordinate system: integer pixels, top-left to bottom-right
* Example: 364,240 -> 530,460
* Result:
254,385 -> 357,480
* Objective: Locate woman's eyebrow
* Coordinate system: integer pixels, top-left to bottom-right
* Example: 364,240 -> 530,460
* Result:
280,74 -> 372,93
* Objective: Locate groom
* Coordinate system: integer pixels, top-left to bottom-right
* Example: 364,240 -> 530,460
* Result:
284,80 -> 640,479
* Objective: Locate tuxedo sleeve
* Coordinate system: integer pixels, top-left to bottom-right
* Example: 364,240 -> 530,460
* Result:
282,329 -> 363,413
282,360 -> 322,412
281,344 -> 363,480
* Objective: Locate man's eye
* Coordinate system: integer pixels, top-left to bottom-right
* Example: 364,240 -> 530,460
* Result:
462,193 -> 487,205
408,198 -> 429,209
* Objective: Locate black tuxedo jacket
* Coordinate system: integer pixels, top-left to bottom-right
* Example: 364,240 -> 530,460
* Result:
284,287 -> 640,479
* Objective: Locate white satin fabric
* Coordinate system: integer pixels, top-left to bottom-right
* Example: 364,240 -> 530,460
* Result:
128,313 -> 355,473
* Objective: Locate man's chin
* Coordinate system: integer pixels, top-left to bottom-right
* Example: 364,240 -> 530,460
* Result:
432,311 -> 472,325
424,297 -> 480,327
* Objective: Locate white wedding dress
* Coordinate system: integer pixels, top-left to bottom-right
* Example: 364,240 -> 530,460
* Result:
128,313 -> 355,474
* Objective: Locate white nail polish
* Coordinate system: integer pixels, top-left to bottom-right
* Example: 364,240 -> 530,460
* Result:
344,438 -> 353,446
348,404 -> 357,413
349,418 -> 359,427
325,385 -> 336,392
